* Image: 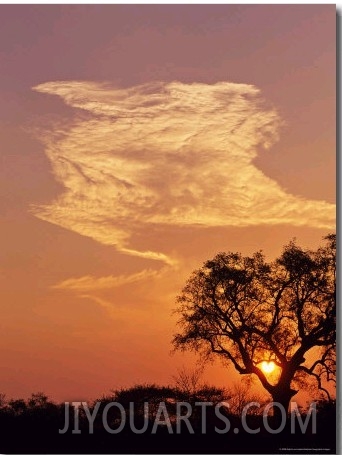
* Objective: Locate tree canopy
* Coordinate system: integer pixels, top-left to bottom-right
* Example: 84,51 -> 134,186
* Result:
173,234 -> 336,412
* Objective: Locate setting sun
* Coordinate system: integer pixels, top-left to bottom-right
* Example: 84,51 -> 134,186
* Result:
260,361 -> 276,374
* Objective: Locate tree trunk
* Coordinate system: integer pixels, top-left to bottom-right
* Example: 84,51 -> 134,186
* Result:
271,395 -> 290,420
270,385 -> 297,427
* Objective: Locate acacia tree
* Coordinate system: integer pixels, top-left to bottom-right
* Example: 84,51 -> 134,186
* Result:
173,234 -> 336,416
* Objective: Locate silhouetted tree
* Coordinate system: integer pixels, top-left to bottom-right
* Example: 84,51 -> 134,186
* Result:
172,366 -> 204,397
172,366 -> 228,406
8,398 -> 27,415
173,234 -> 336,417
227,382 -> 266,416
110,384 -> 179,421
28,392 -> 49,408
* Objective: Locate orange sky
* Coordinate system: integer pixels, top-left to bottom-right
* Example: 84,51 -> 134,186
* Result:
0,5 -> 335,402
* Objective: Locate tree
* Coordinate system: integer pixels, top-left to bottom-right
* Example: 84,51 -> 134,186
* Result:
227,381 -> 266,416
172,234 -> 336,417
172,366 -> 229,406
8,398 -> 27,415
172,366 -> 204,397
28,392 -> 49,408
110,384 -> 179,421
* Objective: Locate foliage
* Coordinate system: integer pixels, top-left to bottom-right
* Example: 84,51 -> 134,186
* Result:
173,234 -> 336,410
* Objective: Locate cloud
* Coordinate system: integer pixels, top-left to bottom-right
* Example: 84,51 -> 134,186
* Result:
52,269 -> 161,291
32,80 -> 335,266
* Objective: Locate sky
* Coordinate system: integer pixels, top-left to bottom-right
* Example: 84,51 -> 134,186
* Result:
0,4 -> 336,402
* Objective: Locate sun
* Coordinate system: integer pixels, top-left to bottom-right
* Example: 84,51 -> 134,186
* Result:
260,361 -> 276,374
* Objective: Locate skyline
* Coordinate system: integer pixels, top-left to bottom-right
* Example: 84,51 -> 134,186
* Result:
0,4 -> 335,402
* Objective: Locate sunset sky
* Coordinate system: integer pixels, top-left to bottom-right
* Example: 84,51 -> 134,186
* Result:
0,5 -> 335,402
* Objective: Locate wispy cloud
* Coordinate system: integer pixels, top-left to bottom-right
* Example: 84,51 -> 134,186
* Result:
32,80 -> 335,266
53,269 -> 161,291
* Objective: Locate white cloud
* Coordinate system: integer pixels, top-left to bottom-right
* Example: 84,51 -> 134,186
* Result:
32,80 -> 335,266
